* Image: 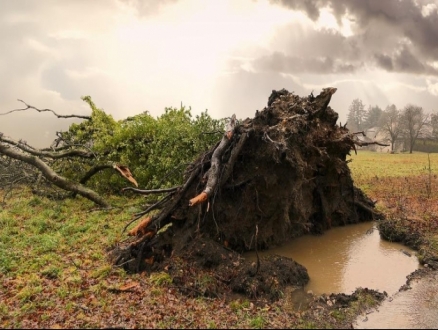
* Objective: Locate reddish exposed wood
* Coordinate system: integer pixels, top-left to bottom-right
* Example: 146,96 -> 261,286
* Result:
189,114 -> 237,207
128,230 -> 155,248
128,216 -> 152,236
114,164 -> 138,187
189,192 -> 208,207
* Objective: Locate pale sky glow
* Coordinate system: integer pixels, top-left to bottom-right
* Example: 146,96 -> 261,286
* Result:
1,0 -> 438,147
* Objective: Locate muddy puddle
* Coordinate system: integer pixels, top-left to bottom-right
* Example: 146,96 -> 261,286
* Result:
245,221 -> 419,296
354,270 -> 438,329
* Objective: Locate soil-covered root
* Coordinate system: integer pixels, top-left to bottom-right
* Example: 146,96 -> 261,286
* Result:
143,236 -> 309,301
109,87 -> 384,300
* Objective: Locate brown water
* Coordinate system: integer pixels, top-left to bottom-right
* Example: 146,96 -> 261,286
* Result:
245,221 -> 419,296
354,270 -> 438,329
245,222 -> 438,328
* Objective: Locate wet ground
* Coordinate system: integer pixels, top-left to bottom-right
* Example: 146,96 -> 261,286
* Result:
354,269 -> 438,329
246,221 -> 438,328
246,221 -> 419,296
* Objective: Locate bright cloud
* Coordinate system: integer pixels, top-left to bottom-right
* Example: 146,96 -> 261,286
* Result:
0,0 -> 437,148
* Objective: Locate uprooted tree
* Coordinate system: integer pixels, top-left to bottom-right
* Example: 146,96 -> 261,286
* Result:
108,88 -> 387,299
0,88 -> 387,299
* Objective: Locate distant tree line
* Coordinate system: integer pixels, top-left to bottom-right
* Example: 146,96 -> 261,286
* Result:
346,98 -> 438,153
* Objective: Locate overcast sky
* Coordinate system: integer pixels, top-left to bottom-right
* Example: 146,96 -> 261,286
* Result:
1,0 -> 438,147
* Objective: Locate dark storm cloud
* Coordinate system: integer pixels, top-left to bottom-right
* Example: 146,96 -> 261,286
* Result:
254,52 -> 357,74
263,0 -> 438,76
374,54 -> 393,71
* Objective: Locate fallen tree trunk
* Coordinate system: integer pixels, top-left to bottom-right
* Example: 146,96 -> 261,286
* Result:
0,143 -> 110,208
110,88 -> 384,299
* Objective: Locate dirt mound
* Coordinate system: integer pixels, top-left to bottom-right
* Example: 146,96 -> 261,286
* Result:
109,88 -> 382,299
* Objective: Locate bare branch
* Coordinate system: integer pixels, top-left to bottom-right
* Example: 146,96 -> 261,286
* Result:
189,114 -> 237,207
220,131 -> 250,185
354,140 -> 390,147
122,193 -> 174,233
0,99 -> 91,120
122,186 -> 180,195
0,135 -> 95,159
0,143 -> 109,207
78,164 -> 114,185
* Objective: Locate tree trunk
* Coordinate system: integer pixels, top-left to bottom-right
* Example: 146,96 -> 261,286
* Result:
0,144 -> 110,207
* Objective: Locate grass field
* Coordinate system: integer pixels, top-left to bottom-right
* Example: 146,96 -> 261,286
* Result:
1,150 -> 437,328
0,189 -> 298,328
348,150 -> 438,200
348,150 -> 438,267
348,150 -> 438,179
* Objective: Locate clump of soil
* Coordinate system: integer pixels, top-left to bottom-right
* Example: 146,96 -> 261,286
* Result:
378,218 -> 438,269
110,88 -> 382,300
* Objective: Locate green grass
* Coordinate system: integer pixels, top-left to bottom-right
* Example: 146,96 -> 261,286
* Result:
1,151 -> 437,328
348,150 -> 438,180
0,191 -> 131,278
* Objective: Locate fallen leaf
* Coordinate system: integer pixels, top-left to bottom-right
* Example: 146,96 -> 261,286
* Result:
113,281 -> 140,292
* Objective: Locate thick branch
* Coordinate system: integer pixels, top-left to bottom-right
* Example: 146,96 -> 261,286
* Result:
0,144 -> 109,207
114,164 -> 138,187
220,131 -> 250,185
189,114 -> 236,207
354,140 -> 390,147
79,164 -> 114,185
0,99 -> 91,120
0,135 -> 95,159
122,186 -> 180,195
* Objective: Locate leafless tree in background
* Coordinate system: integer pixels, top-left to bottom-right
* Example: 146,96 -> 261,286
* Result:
400,104 -> 429,154
379,104 -> 402,152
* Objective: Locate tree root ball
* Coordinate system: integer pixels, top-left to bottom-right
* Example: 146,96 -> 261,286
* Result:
109,88 -> 383,300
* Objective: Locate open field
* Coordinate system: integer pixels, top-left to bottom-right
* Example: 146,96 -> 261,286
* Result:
1,150 -> 438,328
348,150 -> 438,222
348,150 -> 438,266
348,150 -> 438,180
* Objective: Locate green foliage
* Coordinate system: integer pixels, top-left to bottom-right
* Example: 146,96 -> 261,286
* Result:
249,315 -> 266,329
57,97 -> 225,192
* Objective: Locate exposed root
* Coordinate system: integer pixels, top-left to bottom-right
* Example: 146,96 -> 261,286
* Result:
109,88 -> 383,300
189,192 -> 208,207
128,216 -> 152,236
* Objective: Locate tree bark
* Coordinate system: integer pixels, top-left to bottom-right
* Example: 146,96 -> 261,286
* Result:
0,144 -> 109,207
189,114 -> 237,207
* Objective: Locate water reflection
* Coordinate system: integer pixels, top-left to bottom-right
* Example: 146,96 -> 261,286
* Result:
355,271 -> 438,329
245,221 -> 419,296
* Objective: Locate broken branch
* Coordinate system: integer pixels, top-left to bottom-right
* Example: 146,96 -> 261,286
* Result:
0,143 -> 109,207
0,135 -> 95,159
0,99 -> 91,120
189,114 -> 237,207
